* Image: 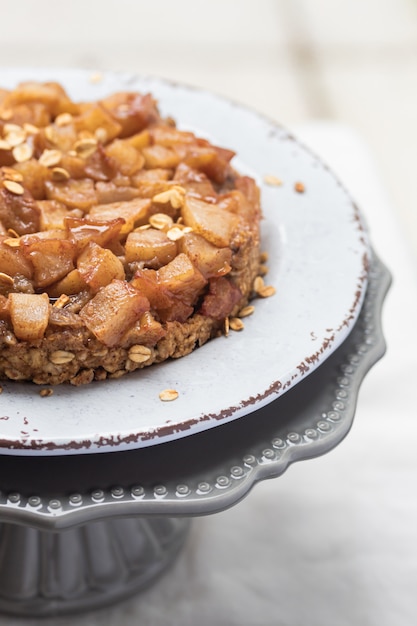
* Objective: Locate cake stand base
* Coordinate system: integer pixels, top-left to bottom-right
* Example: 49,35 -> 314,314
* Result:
0,252 -> 390,618
0,516 -> 190,617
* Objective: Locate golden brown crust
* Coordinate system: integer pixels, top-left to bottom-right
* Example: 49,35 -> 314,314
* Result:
0,81 -> 262,385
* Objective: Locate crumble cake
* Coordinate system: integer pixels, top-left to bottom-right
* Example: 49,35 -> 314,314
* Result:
0,80 -> 263,385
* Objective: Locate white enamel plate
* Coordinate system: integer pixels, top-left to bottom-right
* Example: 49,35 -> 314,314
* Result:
0,68 -> 369,455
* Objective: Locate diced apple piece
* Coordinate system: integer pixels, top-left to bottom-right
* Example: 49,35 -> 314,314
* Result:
104,139 -> 145,176
65,216 -> 124,252
173,163 -> 217,200
59,153 -> 90,180
131,262 -> 201,323
74,103 -> 122,142
218,186 -> 261,224
181,196 -> 238,247
3,102 -> 51,128
0,237 -> 33,279
119,311 -> 166,348
235,176 -> 261,212
100,92 -> 160,138
179,232 -> 232,278
59,146 -> 116,182
132,168 -> 172,184
45,178 -> 97,211
38,200 -> 74,230
89,198 -> 151,235
131,268 -> 174,310
95,182 -> 142,204
21,236 -> 76,288
9,292 -> 50,341
21,229 -> 67,242
142,145 -> 181,169
183,144 -> 234,183
48,269 -> 87,297
0,294 -> 9,318
125,129 -> 151,150
130,180 -> 176,202
14,159 -> 50,200
2,81 -> 79,116
149,126 -> 196,146
77,242 -> 125,291
125,229 -> 177,267
156,253 -> 207,305
79,280 -> 150,347
42,122 -> 78,152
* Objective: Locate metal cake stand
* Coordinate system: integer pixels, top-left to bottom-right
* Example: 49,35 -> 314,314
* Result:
0,251 -> 390,617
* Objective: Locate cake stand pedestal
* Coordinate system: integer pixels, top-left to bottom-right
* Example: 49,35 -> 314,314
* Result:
0,252 -> 390,617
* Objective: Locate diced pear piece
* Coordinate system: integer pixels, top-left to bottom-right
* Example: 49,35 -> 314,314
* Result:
104,139 -> 145,175
9,292 -> 50,341
79,280 -> 150,347
65,216 -> 124,252
156,253 -> 207,305
130,268 -> 174,310
73,103 -> 122,141
181,197 -> 238,247
125,229 -> 177,266
21,236 -> 75,288
0,238 -> 33,279
119,311 -> 166,348
48,269 -> 87,297
38,200 -> 73,231
77,242 -> 125,291
89,198 -> 151,235
45,178 -> 97,211
179,232 -> 232,278
142,145 -> 181,169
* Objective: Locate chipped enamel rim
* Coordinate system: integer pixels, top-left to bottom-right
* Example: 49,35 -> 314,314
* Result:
0,68 -> 370,456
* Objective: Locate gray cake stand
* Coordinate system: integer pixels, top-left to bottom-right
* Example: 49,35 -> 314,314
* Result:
0,251 -> 390,617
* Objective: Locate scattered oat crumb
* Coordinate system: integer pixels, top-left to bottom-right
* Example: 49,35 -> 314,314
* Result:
0,385 -> 3,394
3,179 -> 24,195
224,317 -> 230,336
258,285 -> 276,298
0,272 -> 13,286
229,317 -> 245,331
239,304 -> 255,318
294,181 -> 305,193
2,167 -> 23,182
159,389 -> 179,402
254,276 -> 276,298
167,226 -> 185,241
39,388 -> 53,397
51,167 -> 70,182
253,276 -> 265,293
264,174 -> 283,186
53,294 -> 70,308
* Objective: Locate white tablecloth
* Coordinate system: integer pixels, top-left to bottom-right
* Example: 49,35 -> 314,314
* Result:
4,124 -> 417,626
